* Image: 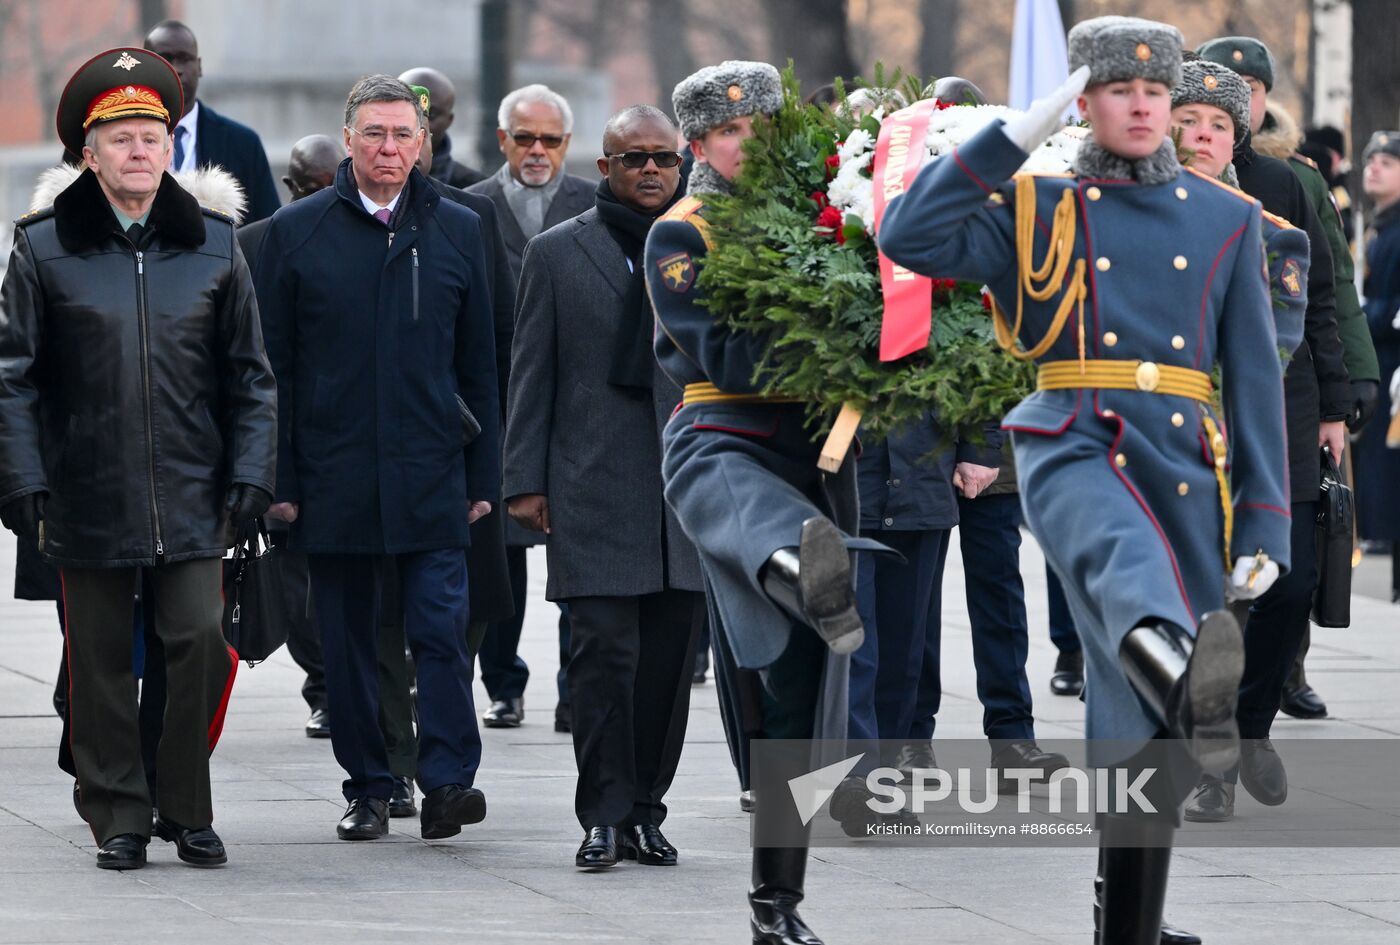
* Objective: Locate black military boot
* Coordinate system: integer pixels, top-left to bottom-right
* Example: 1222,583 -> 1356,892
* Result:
1119,611 -> 1243,771
1094,846 -> 1201,944
750,846 -> 824,945
1093,815 -> 1178,945
760,518 -> 863,655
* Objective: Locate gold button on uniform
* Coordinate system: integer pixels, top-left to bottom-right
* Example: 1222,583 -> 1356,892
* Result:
1172,335 -> 1185,350
1176,187 -> 1188,200
1086,186 -> 1102,201
1134,361 -> 1161,392
1178,482 -> 1190,495
1173,255 -> 1188,270
1115,453 -> 1128,468
1171,412 -> 1184,427
1096,257 -> 1111,271
1103,409 -> 1116,418
1103,331 -> 1118,347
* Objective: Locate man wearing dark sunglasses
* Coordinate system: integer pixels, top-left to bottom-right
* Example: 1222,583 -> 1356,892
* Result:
467,83 -> 594,739
506,104 -> 702,872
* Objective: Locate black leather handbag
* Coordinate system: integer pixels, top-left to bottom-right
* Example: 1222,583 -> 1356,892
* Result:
222,520 -> 290,664
1311,446 -> 1354,628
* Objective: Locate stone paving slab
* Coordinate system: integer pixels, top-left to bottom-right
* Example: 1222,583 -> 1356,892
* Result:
2,537 -> 1397,944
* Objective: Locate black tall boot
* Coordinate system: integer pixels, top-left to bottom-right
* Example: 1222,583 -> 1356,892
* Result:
1119,611 -> 1243,771
760,517 -> 863,655
1094,845 -> 1201,945
1095,814 -> 1176,945
750,846 -> 823,945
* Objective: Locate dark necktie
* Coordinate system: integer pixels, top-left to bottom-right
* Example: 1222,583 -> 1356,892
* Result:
173,125 -> 187,170
126,221 -> 145,246
374,208 -> 392,227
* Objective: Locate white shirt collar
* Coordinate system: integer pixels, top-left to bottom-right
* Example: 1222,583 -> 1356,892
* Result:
357,188 -> 402,216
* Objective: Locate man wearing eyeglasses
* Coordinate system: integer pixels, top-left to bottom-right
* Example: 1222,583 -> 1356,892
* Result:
504,104 -> 701,870
468,83 -> 594,736
254,74 -> 500,843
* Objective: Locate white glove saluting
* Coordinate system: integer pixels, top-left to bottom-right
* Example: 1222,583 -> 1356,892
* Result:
1002,65 -> 1091,154
1226,553 -> 1280,601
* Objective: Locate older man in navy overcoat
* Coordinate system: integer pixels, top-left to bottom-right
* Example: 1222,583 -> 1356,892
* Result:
880,17 -> 1291,944
255,75 -> 499,844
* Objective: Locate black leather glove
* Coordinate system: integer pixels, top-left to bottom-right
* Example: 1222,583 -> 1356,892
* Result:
224,484 -> 272,525
0,492 -> 45,537
1348,379 -> 1380,433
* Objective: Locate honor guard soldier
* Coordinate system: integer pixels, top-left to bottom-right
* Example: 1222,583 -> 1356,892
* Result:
880,17 -> 1290,945
644,61 -> 884,945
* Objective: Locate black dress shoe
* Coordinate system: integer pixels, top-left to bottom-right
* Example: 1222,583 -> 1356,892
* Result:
389,775 -> 417,818
1050,649 -> 1084,696
621,824 -> 678,865
153,816 -> 227,867
1280,683 -> 1328,719
95,833 -> 147,870
304,707 -> 331,738
990,739 -> 1071,793
894,742 -> 938,783
692,646 -> 710,685
739,789 -> 754,813
1183,776 -> 1235,823
337,797 -> 389,840
1239,738 -> 1288,806
576,825 -> 619,869
420,784 -> 486,839
1160,921 -> 1204,944
483,697 -> 523,728
829,776 -> 879,837
554,701 -> 571,733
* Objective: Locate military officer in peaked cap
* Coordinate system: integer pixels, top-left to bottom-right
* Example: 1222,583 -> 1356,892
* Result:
0,47 -> 276,869
644,60 -> 886,945
881,17 -> 1290,945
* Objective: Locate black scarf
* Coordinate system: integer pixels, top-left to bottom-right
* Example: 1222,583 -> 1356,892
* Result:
595,178 -> 680,393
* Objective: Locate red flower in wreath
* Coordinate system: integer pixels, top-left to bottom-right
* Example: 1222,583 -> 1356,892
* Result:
981,291 -> 994,310
825,153 -> 841,178
811,190 -> 829,210
815,204 -> 846,244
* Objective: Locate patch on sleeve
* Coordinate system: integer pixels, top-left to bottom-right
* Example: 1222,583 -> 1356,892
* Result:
656,251 -> 695,293
1281,258 -> 1302,297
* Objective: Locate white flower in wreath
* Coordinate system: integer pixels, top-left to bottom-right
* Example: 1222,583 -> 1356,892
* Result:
824,102 -> 1083,236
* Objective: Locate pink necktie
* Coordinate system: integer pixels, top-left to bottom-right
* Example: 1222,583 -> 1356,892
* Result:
374,208 -> 391,226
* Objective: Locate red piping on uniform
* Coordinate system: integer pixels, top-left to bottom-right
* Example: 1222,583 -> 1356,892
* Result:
954,149 -> 993,194
207,643 -> 237,752
1195,222 -> 1247,370
1097,391 -> 1196,616
691,418 -> 779,438
1241,502 -> 1290,517
1000,389 -> 1083,434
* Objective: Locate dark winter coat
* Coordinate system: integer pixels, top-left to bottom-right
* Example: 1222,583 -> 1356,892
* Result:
0,167 -> 277,568
253,161 -> 500,554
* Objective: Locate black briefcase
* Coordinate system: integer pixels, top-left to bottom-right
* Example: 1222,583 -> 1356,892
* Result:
222,520 -> 290,664
1311,446 -> 1354,628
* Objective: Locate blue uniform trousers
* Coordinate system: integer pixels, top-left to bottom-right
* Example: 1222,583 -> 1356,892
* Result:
310,549 -> 481,801
849,529 -> 951,745
906,493 -> 1037,742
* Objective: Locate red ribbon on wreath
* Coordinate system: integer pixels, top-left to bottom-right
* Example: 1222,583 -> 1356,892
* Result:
872,99 -> 941,361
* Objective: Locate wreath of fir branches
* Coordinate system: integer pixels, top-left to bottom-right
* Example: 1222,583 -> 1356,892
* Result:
694,68 -> 1036,441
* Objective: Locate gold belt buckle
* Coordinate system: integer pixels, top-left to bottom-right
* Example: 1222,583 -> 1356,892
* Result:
1135,361 -> 1161,392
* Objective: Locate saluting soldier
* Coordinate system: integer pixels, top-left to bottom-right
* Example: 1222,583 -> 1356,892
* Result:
644,61 -> 883,945
879,18 -> 1290,945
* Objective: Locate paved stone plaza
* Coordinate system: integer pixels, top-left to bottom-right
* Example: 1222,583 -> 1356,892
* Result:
2,537 -> 1397,944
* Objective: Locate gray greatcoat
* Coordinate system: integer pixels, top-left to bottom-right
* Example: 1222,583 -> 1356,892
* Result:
503,208 -> 702,600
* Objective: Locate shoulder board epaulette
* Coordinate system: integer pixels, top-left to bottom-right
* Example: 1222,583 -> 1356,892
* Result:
201,206 -> 234,221
661,195 -> 705,223
1292,153 -> 1319,171
1331,185 -> 1352,210
1183,167 -> 1259,205
1261,209 -> 1295,230
1012,171 -> 1074,180
14,206 -> 54,226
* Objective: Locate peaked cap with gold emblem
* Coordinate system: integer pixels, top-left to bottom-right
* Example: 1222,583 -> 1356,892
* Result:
57,47 -> 183,155
672,60 -> 782,141
1068,16 -> 1183,89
